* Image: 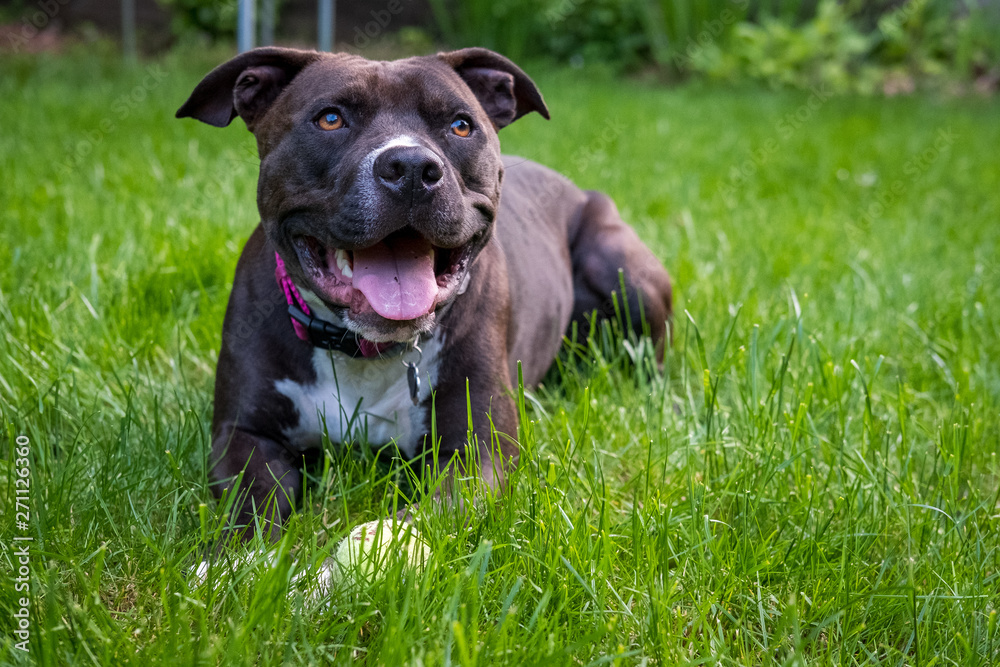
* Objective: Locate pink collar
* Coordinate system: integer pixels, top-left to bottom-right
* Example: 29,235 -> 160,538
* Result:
274,251 -> 313,341
273,252 -> 392,358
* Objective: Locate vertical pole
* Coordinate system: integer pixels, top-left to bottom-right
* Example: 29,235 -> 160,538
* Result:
318,0 -> 335,52
238,0 -> 256,53
260,0 -> 275,46
121,0 -> 136,63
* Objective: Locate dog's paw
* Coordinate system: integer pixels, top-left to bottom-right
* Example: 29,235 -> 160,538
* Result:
187,549 -> 277,586
190,559 -> 211,584
189,550 -> 337,606
308,558 -> 338,599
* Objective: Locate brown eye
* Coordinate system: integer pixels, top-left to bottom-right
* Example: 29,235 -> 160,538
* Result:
317,110 -> 344,131
450,118 -> 472,137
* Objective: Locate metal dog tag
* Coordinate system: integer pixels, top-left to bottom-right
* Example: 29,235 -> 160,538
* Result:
402,339 -> 423,406
406,362 -> 420,406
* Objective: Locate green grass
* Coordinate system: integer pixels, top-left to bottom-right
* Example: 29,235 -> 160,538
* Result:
1,46 -> 999,665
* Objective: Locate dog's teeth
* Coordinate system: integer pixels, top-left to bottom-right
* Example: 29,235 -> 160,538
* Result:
335,248 -> 353,278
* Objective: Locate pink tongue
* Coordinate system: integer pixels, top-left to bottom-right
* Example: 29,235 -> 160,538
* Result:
351,235 -> 438,320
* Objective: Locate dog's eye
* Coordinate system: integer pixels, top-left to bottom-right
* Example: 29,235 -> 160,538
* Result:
316,110 -> 344,131
450,118 -> 472,137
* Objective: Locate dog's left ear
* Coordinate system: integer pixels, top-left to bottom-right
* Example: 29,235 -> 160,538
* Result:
439,48 -> 549,129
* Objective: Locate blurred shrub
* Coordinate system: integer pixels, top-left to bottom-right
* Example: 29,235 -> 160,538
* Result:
688,0 -> 874,92
544,0 -> 651,69
873,0 -> 1000,85
426,0 -> 999,93
156,0 -> 238,41
427,0 -> 651,67
145,0 -> 999,94
643,0 -> 751,74
426,0 -> 544,61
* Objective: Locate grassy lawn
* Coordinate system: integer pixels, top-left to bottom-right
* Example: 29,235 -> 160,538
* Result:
1,46 -> 999,665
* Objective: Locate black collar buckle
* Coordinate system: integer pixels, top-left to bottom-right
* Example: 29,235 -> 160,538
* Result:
288,304 -> 365,357
288,304 -> 422,404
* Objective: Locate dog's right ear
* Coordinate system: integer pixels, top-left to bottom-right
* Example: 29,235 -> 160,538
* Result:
439,48 -> 549,129
176,47 -> 321,129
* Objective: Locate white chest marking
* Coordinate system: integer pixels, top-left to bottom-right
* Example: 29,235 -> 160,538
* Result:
274,335 -> 440,458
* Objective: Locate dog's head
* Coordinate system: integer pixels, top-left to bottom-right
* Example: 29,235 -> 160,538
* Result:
178,47 -> 548,343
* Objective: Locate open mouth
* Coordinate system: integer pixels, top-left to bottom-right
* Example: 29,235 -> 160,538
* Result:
292,228 -> 474,322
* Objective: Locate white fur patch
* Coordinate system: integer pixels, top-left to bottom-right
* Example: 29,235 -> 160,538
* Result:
363,135 -> 422,167
357,135 -> 424,215
274,332 -> 441,458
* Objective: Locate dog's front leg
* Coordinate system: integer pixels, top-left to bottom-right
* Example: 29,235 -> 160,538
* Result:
419,305 -> 520,515
210,423 -> 302,542
430,376 -> 519,500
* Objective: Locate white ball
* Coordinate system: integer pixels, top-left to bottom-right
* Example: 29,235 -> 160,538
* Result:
331,520 -> 430,585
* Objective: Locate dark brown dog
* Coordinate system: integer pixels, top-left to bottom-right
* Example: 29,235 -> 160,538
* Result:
177,46 -> 672,539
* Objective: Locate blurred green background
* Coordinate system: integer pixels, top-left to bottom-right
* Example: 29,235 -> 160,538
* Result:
2,0 -> 999,93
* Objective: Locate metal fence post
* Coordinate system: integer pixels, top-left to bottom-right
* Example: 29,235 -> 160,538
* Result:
121,0 -> 136,62
260,0 -> 275,46
238,0 -> 257,53
318,0 -> 336,52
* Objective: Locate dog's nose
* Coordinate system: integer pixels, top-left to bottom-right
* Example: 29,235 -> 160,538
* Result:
373,146 -> 444,202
